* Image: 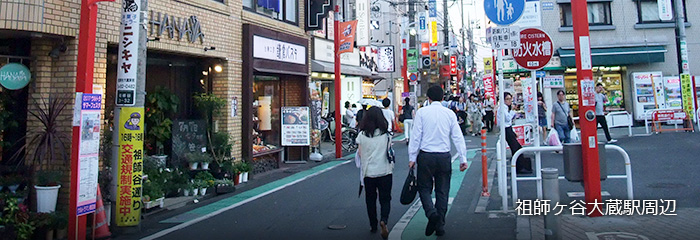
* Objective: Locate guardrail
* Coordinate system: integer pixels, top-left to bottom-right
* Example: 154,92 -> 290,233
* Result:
507,145 -> 633,210
573,111 -> 633,136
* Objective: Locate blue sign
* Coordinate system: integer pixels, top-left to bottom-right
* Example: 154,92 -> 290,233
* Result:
81,94 -> 102,111
429,0 -> 436,17
419,16 -> 426,30
484,0 -> 525,26
536,71 -> 546,78
542,2 -> 553,11
0,63 -> 31,90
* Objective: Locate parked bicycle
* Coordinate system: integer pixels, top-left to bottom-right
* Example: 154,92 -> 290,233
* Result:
320,111 -> 358,152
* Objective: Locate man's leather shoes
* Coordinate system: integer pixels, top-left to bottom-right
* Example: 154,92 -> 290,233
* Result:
425,214 -> 439,236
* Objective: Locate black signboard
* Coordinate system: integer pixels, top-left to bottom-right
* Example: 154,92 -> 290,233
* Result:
116,90 -> 135,105
171,120 -> 207,166
306,0 -> 331,31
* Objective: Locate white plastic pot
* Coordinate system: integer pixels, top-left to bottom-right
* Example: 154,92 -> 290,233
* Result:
242,172 -> 249,182
200,188 -> 207,196
201,162 -> 210,170
183,189 -> 191,196
35,185 -> 61,213
192,188 -> 199,196
189,162 -> 199,170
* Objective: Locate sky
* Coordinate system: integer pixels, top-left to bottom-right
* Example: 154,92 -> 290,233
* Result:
447,0 -> 492,73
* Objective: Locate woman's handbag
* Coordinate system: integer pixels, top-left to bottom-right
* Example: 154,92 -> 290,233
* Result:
400,166 -> 418,205
386,134 -> 395,163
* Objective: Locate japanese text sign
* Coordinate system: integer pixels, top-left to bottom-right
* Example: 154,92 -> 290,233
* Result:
281,107 -> 311,146
76,94 -> 102,216
653,109 -> 687,121
450,56 -> 457,75
680,74 -> 695,120
377,46 -> 395,72
117,107 -> 144,226
338,20 -> 358,54
116,0 -> 141,106
522,78 -> 537,124
490,26 -> 520,50
513,28 -> 553,70
543,75 -> 564,88
580,78 -> 595,107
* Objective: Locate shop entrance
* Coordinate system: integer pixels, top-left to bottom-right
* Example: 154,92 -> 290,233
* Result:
0,39 -> 30,166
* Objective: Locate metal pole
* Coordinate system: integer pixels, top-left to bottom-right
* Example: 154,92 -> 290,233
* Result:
571,0 -> 602,217
532,70 -> 542,199
675,0 -> 689,74
334,5 -> 342,158
542,168 -> 561,240
497,49 -> 508,212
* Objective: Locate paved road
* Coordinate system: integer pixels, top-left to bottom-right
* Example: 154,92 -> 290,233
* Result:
133,134 -> 516,240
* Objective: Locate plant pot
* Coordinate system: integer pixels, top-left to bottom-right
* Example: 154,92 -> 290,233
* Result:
233,174 -> 240,185
199,188 -> 207,196
201,162 -> 210,170
46,229 -> 54,240
189,162 -> 199,170
151,155 -> 168,168
56,229 -> 67,239
242,172 -> 249,182
215,184 -> 235,194
8,184 -> 20,193
183,189 -> 191,196
192,188 -> 199,196
156,197 -> 165,208
35,185 -> 61,213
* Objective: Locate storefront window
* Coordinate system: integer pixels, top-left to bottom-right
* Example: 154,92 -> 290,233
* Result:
563,67 -> 625,116
636,0 -> 687,24
243,0 -> 298,24
252,75 -> 282,156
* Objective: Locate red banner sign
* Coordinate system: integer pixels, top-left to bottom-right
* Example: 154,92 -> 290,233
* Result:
653,109 -> 687,121
338,20 -> 357,54
450,56 -> 457,75
513,28 -> 553,70
421,43 -> 430,56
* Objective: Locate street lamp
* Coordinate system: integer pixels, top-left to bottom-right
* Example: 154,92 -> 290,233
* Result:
409,28 -> 417,36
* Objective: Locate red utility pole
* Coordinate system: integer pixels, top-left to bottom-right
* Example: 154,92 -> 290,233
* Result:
71,0 -> 113,239
403,39 -> 409,93
571,0 -> 603,217
334,5 -> 342,158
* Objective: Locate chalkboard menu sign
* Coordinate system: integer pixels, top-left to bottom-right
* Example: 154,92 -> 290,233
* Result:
171,120 -> 207,166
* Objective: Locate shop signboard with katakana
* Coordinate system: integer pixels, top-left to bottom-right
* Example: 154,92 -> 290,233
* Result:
116,0 -> 140,106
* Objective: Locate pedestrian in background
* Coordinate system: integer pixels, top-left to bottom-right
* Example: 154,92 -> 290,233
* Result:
483,94 -> 495,132
468,94 -> 483,136
552,90 -> 572,144
537,92 -> 548,144
382,98 -> 395,133
345,101 -> 356,128
400,97 -> 415,144
499,92 -> 532,174
408,86 -> 468,236
596,83 -> 617,143
356,106 -> 393,239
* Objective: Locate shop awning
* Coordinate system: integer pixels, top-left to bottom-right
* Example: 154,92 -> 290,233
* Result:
311,60 -> 373,77
558,45 -> 667,67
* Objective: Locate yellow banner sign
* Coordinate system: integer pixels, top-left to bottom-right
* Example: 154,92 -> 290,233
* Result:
483,58 -> 493,74
430,21 -> 438,44
680,74 -> 695,120
116,107 -> 144,226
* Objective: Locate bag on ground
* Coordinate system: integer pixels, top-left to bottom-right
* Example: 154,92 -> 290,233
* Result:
546,130 -> 561,146
570,128 -> 581,143
399,167 -> 418,205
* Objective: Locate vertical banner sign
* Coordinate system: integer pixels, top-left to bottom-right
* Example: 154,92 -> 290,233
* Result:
116,0 -> 140,106
450,56 -> 457,75
680,74 -> 695,120
377,46 -> 395,72
421,43 -> 430,56
483,58 -> 495,101
281,107 -> 311,146
76,94 -> 102,216
338,20 -> 358,54
658,0 -> 673,21
407,49 -> 418,72
522,78 -> 537,123
419,12 -> 428,42
580,78 -> 595,106
327,11 -> 335,40
430,21 -> 438,44
117,107 -> 144,226
430,50 -> 438,70
428,0 -> 437,17
355,0 -> 370,46
680,40 -> 689,72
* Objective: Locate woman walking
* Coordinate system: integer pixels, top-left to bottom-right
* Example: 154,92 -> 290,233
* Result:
400,97 -> 415,144
356,107 -> 394,239
498,92 -> 532,174
537,92 -> 548,143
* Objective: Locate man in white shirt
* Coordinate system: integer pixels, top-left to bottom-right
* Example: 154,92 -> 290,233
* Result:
408,86 -> 468,237
595,83 -> 617,143
483,95 -> 495,132
381,98 -> 395,132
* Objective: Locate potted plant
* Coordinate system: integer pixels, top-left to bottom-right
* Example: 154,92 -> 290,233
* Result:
34,170 -> 62,213
145,86 -> 179,159
51,211 -> 68,239
182,182 -> 193,197
193,93 -> 228,169
142,178 -> 164,209
239,161 -> 251,183
194,171 -> 214,196
30,212 -> 53,240
2,174 -> 23,193
186,152 -> 200,170
0,198 -> 36,240
190,180 -> 202,196
214,179 -> 235,194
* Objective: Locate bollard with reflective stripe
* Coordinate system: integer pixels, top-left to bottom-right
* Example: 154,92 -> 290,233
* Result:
481,129 -> 490,196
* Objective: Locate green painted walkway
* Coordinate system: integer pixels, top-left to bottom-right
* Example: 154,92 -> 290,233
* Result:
400,149 -> 477,240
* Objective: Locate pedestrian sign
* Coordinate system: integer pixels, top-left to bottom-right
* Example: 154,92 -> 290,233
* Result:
484,0 -> 525,26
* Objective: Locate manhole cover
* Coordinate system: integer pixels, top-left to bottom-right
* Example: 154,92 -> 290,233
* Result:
328,225 -> 347,230
646,182 -> 686,189
586,232 -> 649,240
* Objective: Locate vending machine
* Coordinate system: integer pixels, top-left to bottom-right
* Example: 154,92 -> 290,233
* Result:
632,72 -> 664,120
663,76 -> 682,109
